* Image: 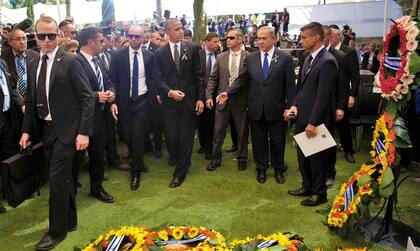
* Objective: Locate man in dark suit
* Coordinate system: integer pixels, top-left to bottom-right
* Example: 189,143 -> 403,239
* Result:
75,27 -> 115,203
217,26 -> 296,184
287,22 -> 338,206
0,58 -> 20,214
330,25 -> 359,164
361,42 -> 379,74
153,18 -> 204,188
197,32 -> 219,160
110,25 -> 155,191
142,29 -> 160,52
19,16 -> 94,250
206,28 -> 249,171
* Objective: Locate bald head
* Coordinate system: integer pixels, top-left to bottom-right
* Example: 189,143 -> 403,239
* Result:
128,25 -> 144,36
127,25 -> 145,50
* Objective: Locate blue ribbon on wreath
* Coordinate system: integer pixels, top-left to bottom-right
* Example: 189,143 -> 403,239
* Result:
384,56 -> 401,71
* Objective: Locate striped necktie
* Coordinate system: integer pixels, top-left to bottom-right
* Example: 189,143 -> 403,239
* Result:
16,54 -> 27,97
93,57 -> 104,91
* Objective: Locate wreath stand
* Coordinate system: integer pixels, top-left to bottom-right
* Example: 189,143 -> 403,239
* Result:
358,165 -> 420,249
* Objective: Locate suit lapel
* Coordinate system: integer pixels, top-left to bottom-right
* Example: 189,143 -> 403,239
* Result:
265,49 -> 280,80
255,52 -> 265,81
163,43 -> 177,74
79,53 -> 97,84
301,48 -> 325,84
123,48 -> 130,83
49,49 -> 64,91
239,50 -> 246,73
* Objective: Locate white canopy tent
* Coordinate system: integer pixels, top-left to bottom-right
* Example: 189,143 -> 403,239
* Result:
0,0 -> 402,38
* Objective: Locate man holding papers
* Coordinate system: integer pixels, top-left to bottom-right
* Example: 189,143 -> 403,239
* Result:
286,22 -> 338,206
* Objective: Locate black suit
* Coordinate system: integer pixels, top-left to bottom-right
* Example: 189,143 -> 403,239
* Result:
294,48 -> 338,196
153,41 -> 204,179
361,50 -> 379,74
110,47 -> 155,178
74,52 -> 113,192
228,48 -> 296,173
338,44 -> 360,155
22,48 -> 94,238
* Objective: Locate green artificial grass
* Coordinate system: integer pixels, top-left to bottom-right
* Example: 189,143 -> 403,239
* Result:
1,132 -> 419,250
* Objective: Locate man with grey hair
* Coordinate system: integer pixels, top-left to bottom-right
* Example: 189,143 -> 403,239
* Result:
329,25 -> 359,164
216,26 -> 296,184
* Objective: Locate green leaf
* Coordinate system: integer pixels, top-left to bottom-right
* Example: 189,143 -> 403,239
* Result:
380,167 -> 394,188
208,239 -> 219,245
385,101 -> 397,117
394,117 -> 413,148
358,174 -> 371,185
409,52 -> 420,75
380,182 -> 395,198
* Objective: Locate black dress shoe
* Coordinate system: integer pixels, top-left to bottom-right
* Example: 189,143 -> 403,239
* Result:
0,203 -> 6,214
197,147 -> 205,154
131,177 -> 140,191
169,177 -> 184,188
344,153 -> 356,163
288,187 -> 311,196
90,189 -> 114,203
141,164 -> 149,173
237,161 -> 247,170
168,158 -> 177,166
76,182 -> 82,188
257,171 -> 266,184
154,150 -> 163,159
274,172 -> 285,184
207,160 -> 221,171
226,146 -> 238,153
301,195 -> 328,206
36,233 -> 65,251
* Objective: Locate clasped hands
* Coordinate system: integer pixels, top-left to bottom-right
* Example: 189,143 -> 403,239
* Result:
98,90 -> 115,103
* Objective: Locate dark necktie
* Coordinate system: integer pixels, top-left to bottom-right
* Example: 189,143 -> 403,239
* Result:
303,55 -> 313,76
263,52 -> 269,79
36,54 -> 49,119
16,54 -> 27,98
132,51 -> 139,99
206,52 -> 213,76
173,44 -> 180,72
93,57 -> 104,91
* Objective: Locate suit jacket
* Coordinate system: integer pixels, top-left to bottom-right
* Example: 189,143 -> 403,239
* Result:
153,41 -> 204,111
146,42 -> 159,53
294,48 -> 338,126
206,49 -> 248,110
199,49 -> 219,91
339,44 -> 360,98
328,47 -> 350,111
75,52 -> 114,133
361,50 -> 379,73
22,49 -> 95,145
228,48 -> 296,121
109,47 -> 155,113
0,47 -> 39,107
0,60 -> 20,133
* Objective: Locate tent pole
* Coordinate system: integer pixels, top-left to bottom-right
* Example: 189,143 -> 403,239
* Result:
56,0 -> 62,21
412,0 -> 419,17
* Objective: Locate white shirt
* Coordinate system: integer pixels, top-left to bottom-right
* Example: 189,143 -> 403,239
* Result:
368,51 -> 374,65
260,46 -> 275,68
37,46 -> 58,121
334,42 -> 342,51
168,40 -> 182,61
0,69 -> 10,112
129,46 -> 147,96
310,45 -> 325,65
80,50 -> 104,90
205,48 -> 216,73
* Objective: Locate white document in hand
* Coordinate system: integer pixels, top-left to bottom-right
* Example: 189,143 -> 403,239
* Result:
293,124 -> 336,157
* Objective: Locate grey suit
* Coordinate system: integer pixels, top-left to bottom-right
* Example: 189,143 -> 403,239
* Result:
206,49 -> 249,163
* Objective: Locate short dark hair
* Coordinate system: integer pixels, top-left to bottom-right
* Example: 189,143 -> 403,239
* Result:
78,27 -> 102,47
183,29 -> 192,37
205,32 -> 219,41
58,19 -> 72,29
300,22 -> 324,41
165,18 -> 180,32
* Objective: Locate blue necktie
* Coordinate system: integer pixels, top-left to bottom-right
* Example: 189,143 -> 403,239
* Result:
132,51 -> 139,100
263,52 -> 269,79
93,57 -> 103,91
16,55 -> 27,97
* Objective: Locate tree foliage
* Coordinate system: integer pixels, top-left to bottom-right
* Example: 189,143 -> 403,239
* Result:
193,0 -> 207,44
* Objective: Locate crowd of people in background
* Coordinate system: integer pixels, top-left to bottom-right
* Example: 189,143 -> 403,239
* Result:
0,9 -> 419,251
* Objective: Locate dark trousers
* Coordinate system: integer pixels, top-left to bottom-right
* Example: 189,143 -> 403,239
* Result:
120,96 -> 150,178
87,121 -> 106,192
229,117 -> 238,149
337,110 -> 354,154
295,122 -> 330,196
42,123 -> 77,238
212,107 -> 248,162
104,107 -> 119,167
0,112 -> 18,161
250,115 -> 287,172
326,125 -> 337,179
163,102 -> 196,178
197,107 -> 215,155
150,100 -> 164,152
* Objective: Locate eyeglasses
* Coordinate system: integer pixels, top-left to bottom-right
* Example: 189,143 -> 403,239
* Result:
12,36 -> 27,42
127,34 -> 143,40
92,39 -> 104,43
36,33 -> 58,41
226,36 -> 237,40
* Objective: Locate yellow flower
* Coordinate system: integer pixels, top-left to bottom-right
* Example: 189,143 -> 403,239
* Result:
158,230 -> 169,241
172,227 -> 184,240
188,227 -> 199,238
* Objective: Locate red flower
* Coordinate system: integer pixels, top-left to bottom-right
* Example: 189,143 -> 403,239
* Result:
166,229 -> 173,236
102,240 -> 109,249
144,238 -> 155,246
183,227 -> 190,234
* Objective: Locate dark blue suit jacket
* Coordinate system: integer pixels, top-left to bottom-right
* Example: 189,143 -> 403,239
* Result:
109,47 -> 155,113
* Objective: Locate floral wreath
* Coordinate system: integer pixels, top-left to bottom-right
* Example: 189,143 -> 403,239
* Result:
229,232 -> 308,251
374,16 -> 419,101
328,113 -> 396,229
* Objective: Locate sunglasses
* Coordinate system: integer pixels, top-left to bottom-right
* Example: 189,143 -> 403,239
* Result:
127,34 -> 143,40
36,33 -> 58,41
226,36 -> 237,40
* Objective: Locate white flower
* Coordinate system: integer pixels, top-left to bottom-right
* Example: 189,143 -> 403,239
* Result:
406,27 -> 420,40
400,74 -> 414,85
405,21 -> 416,31
407,40 -> 418,52
405,52 -> 412,74
397,16 -> 411,27
399,84 -> 410,94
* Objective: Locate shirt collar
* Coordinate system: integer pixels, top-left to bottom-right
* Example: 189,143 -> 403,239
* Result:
143,40 -> 150,49
334,42 -> 341,51
310,45 -> 324,61
230,49 -> 241,56
13,49 -> 27,58
80,50 -> 94,62
260,46 -> 275,57
205,48 -> 214,55
40,46 -> 58,62
129,46 -> 141,55
169,40 -> 181,50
